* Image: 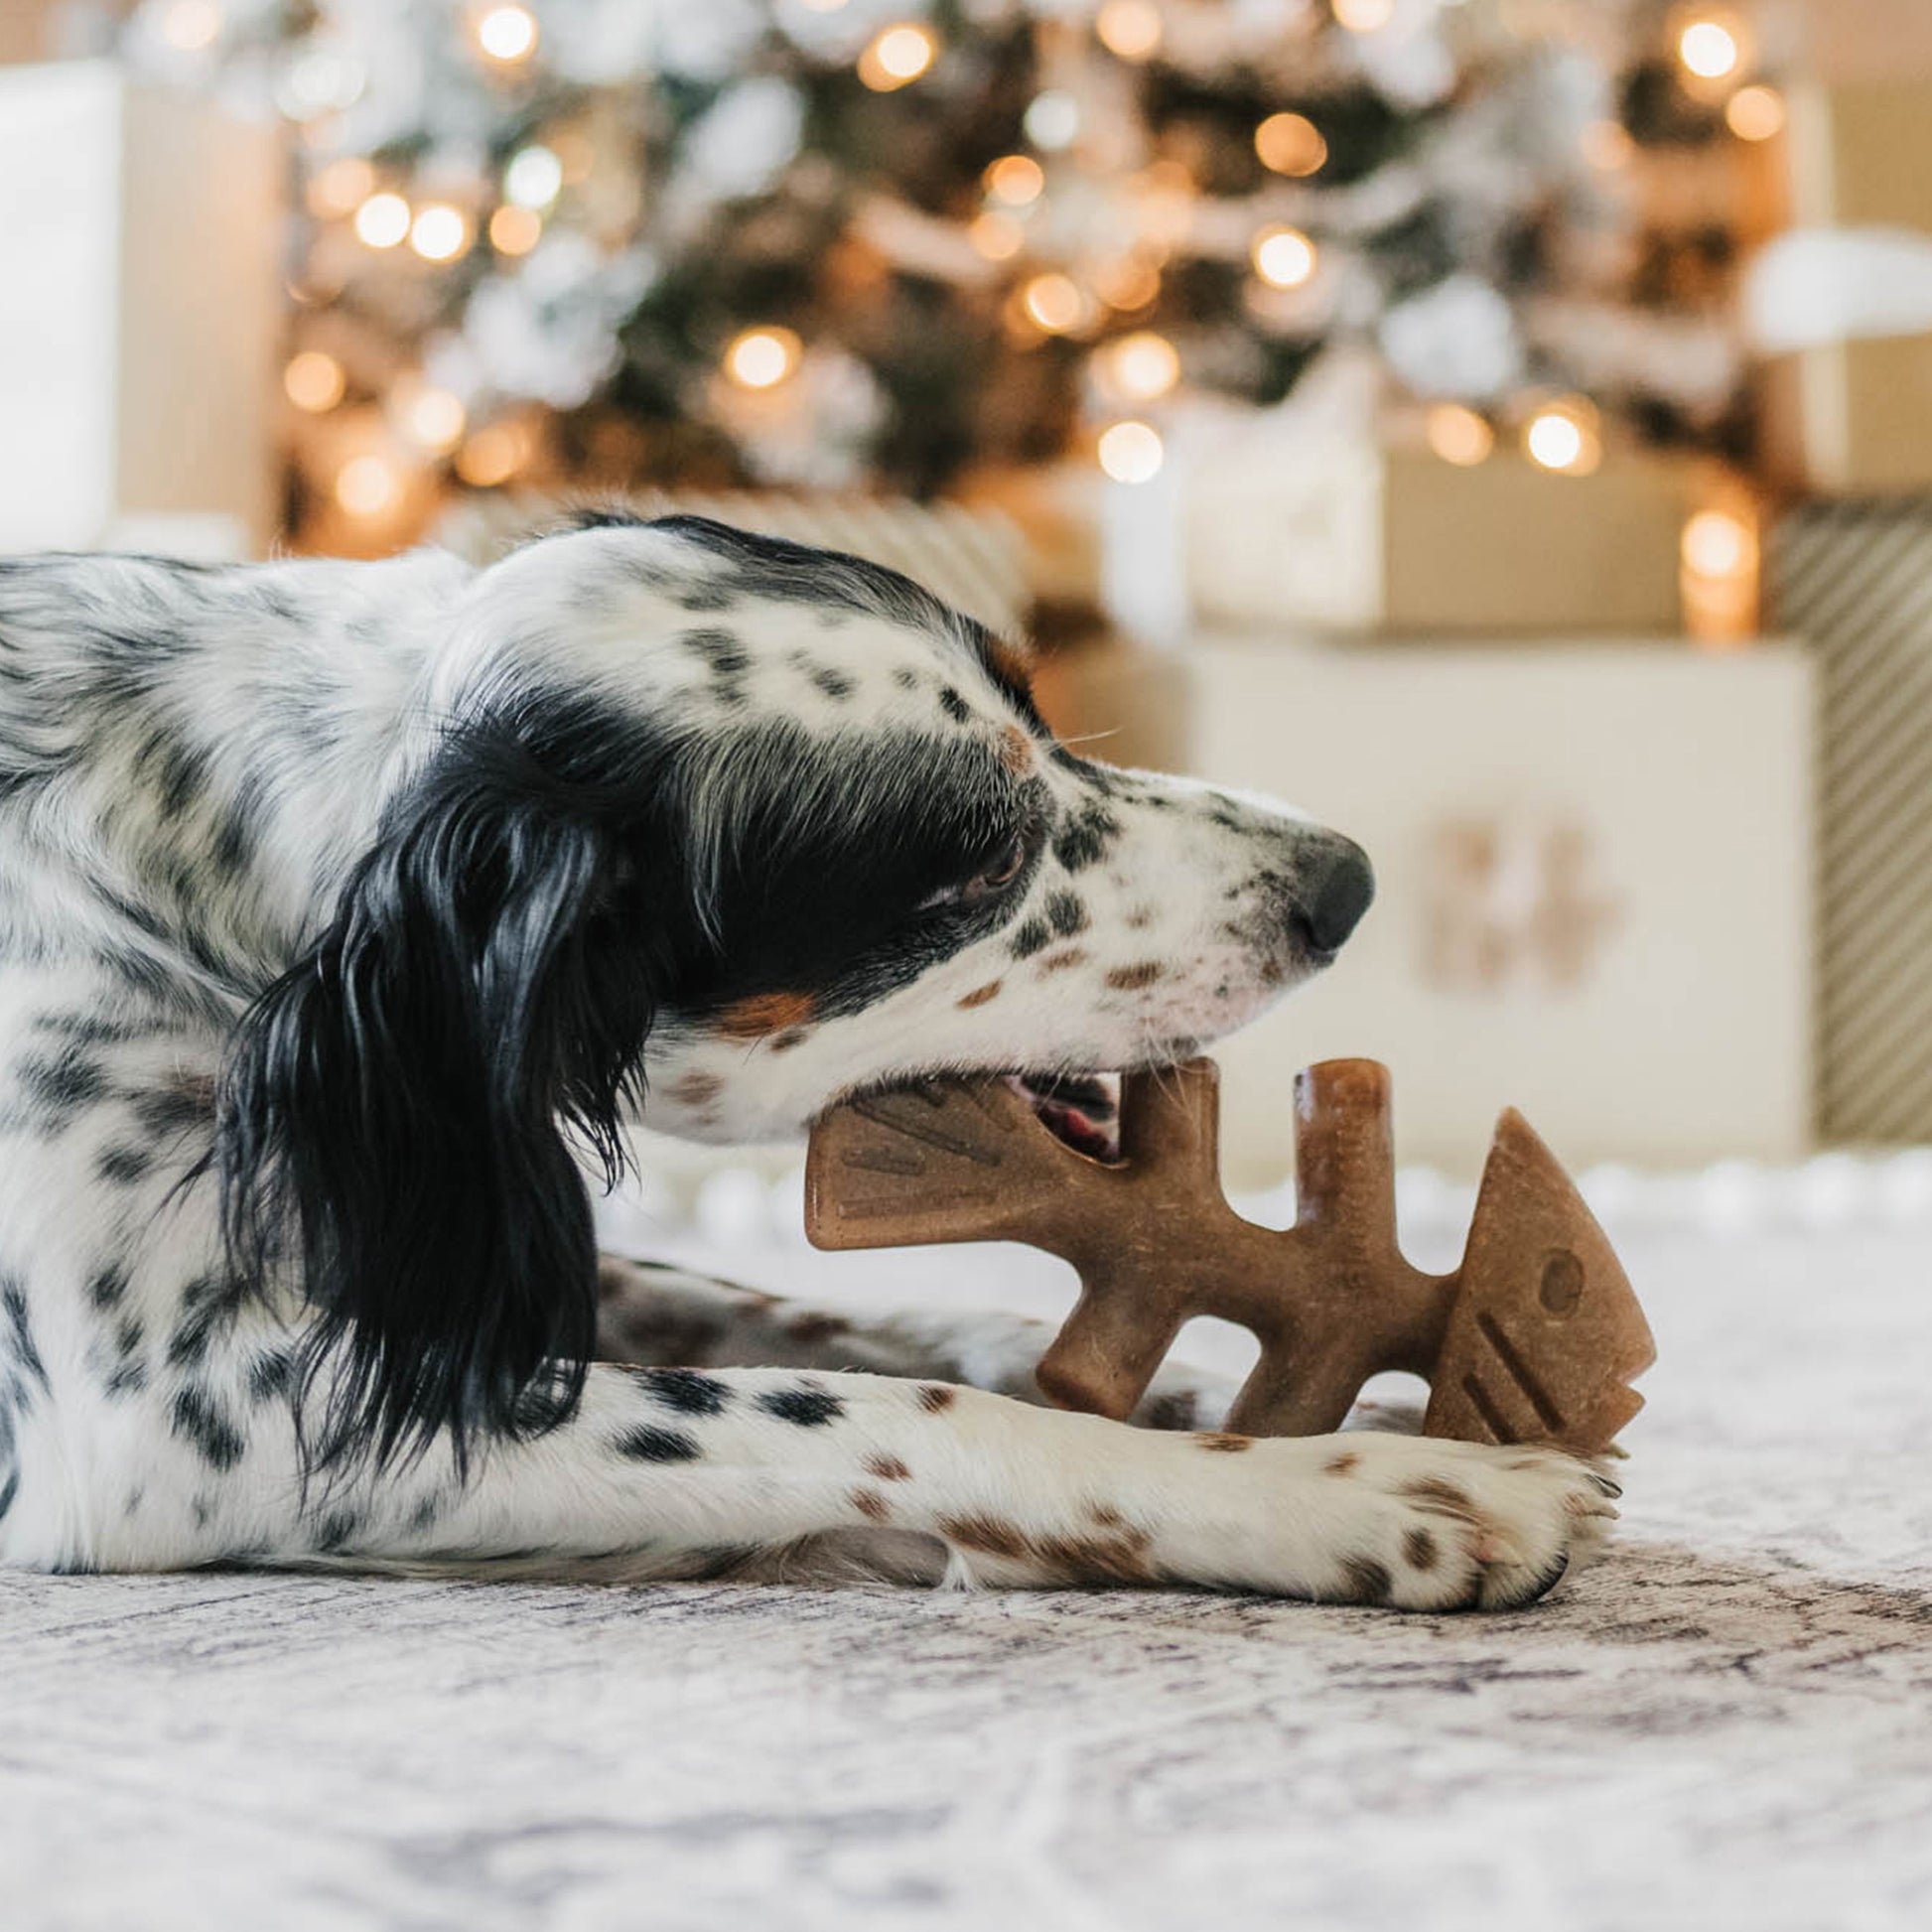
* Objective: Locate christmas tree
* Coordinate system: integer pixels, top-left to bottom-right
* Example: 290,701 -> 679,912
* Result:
120,0 -> 1771,550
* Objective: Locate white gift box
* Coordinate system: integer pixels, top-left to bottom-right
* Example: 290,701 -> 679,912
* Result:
1044,636 -> 1815,1182
0,62 -> 280,557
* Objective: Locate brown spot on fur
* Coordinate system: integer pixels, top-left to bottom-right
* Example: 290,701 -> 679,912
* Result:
1126,906 -> 1157,930
1405,1527 -> 1440,1572
1033,1529 -> 1156,1586
1193,1432 -> 1253,1452
714,991 -> 816,1039
1401,1476 -> 1481,1524
786,1311 -> 849,1346
1088,1502 -> 1126,1528
917,1384 -> 955,1413
1106,962 -> 1165,991
164,1068 -> 218,1119
957,981 -> 1003,1010
939,1513 -> 1027,1559
1338,1556 -> 1392,1604
1037,947 -> 1090,975
666,1070 -> 724,1107
1324,1451 -> 1361,1476
987,636 -> 1035,694
769,1028 -> 811,1053
866,1454 -> 911,1482
850,1488 -> 893,1523
998,724 -> 1034,775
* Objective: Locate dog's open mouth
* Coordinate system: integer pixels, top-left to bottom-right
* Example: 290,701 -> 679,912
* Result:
1008,1071 -> 1122,1164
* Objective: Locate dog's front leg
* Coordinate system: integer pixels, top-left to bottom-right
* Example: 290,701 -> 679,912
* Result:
292,1366 -> 1614,1608
595,1257 -> 1239,1430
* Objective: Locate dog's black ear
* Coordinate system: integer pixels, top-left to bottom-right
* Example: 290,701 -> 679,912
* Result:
217,732 -> 662,1471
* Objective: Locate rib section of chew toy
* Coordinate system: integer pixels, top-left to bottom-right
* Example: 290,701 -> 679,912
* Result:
804,1059 -> 1654,1454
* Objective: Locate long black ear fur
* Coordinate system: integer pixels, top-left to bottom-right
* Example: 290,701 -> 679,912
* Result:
217,728 -> 659,1471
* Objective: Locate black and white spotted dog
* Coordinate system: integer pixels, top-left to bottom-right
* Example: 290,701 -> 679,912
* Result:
0,515 -> 1615,1604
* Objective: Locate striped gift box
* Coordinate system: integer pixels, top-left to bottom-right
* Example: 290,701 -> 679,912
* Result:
1773,502 -> 1932,1143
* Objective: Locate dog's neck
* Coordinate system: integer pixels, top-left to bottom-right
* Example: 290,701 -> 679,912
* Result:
0,549 -> 470,1010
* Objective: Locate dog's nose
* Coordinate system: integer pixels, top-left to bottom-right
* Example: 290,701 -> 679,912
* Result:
1295,835 -> 1375,955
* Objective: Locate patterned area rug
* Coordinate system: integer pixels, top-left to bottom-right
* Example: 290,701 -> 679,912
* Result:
3,1201 -> 1929,1932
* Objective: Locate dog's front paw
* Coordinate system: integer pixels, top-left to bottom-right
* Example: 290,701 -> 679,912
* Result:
1307,1434 -> 1620,1612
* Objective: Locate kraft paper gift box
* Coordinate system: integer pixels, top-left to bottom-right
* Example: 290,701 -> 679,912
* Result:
0,61 -> 281,558
1181,440 -> 1695,637
1758,76 -> 1932,495
1039,634 -> 1813,1183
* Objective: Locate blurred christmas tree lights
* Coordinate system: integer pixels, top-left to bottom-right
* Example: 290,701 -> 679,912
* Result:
118,0 -> 1781,550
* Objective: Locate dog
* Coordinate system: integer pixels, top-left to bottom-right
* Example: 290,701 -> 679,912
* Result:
0,514 -> 1615,1604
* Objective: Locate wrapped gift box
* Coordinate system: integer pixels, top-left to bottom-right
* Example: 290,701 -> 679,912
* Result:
1759,334 -> 1932,496
1774,501 -> 1932,1144
1758,76 -> 1932,494
0,62 -> 281,556
1182,441 -> 1695,637
1040,635 -> 1813,1182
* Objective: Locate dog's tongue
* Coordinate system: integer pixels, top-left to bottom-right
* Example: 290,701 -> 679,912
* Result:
1008,1072 -> 1122,1163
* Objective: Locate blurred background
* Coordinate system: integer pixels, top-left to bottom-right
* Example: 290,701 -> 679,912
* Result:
2,0 -> 1929,1195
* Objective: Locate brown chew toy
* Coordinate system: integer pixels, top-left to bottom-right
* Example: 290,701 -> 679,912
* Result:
805,1058 -> 1654,1454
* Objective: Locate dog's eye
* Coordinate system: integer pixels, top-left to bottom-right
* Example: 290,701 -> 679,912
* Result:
922,830 -> 1033,912
962,833 -> 1030,902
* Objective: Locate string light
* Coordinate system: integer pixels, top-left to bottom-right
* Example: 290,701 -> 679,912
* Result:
1682,503 -> 1759,643
306,156 -> 374,220
283,350 -> 345,413
724,327 -> 802,389
1523,399 -> 1601,476
1725,84 -> 1785,142
1677,18 -> 1742,81
1426,403 -> 1494,467
968,212 -> 1025,261
858,24 -> 937,91
503,145 -> 563,209
278,46 -> 366,119
1025,91 -> 1080,151
1023,274 -> 1085,334
984,155 -> 1045,207
1095,0 -> 1163,62
1097,421 -> 1165,484
1251,224 -> 1317,290
334,454 -> 400,517
796,0 -> 850,10
409,204 -> 471,262
1255,112 -> 1327,178
488,205 -> 542,255
157,0 -> 223,53
352,192 -> 411,250
1094,257 -> 1162,311
397,384 -> 467,454
1100,331 -> 1179,402
1682,508 -> 1756,580
1331,0 -> 1395,32
455,420 -> 532,487
475,4 -> 538,66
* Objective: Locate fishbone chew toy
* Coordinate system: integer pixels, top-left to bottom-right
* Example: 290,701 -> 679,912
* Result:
805,1058 -> 1654,1453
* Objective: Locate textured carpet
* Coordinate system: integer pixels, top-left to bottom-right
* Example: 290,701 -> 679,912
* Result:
3,1183 -> 1930,1932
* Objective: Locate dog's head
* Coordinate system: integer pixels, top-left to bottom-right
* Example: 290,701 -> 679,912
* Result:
220,514 -> 1370,1464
